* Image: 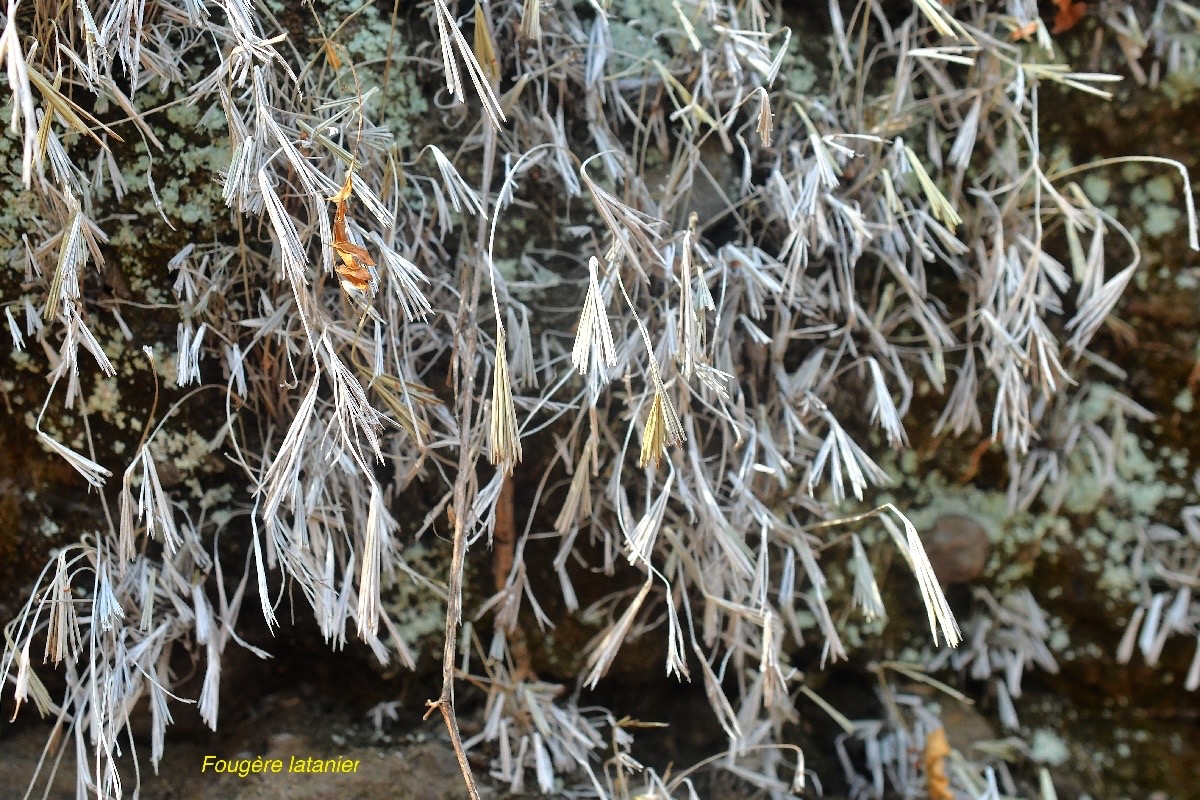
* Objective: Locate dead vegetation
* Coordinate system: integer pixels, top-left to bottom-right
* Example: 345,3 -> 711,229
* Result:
2,0 -> 1199,798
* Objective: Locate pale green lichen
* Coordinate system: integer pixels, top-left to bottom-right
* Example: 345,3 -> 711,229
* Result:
198,484 -> 234,510
149,430 -> 215,473
1030,728 -> 1070,766
85,377 -> 123,420
601,0 -> 679,75
298,0 -> 428,148
9,350 -> 35,372
380,541 -> 450,647
1121,162 -> 1150,184
1083,174 -> 1112,205
0,105 -> 41,247
1144,203 -> 1183,237
1145,174 -> 1176,203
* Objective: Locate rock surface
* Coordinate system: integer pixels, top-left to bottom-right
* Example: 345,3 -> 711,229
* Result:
923,513 -> 991,585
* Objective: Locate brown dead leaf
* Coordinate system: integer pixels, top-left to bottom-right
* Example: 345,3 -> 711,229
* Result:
1010,21 -> 1038,41
330,172 -> 375,292
924,727 -> 952,800
1052,0 -> 1086,34
323,39 -> 342,71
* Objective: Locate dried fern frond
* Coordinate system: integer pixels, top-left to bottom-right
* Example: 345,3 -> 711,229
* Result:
489,326 -> 523,471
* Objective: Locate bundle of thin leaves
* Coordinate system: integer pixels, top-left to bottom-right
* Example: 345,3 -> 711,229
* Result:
2,0 -> 1199,798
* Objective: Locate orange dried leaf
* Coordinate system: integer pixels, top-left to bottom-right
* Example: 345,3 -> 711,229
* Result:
924,727 -> 952,800
335,241 -> 374,266
335,261 -> 372,292
335,243 -> 375,290
1010,21 -> 1038,41
1052,0 -> 1086,34
331,171 -> 354,206
329,172 -> 374,292
323,39 -> 342,71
